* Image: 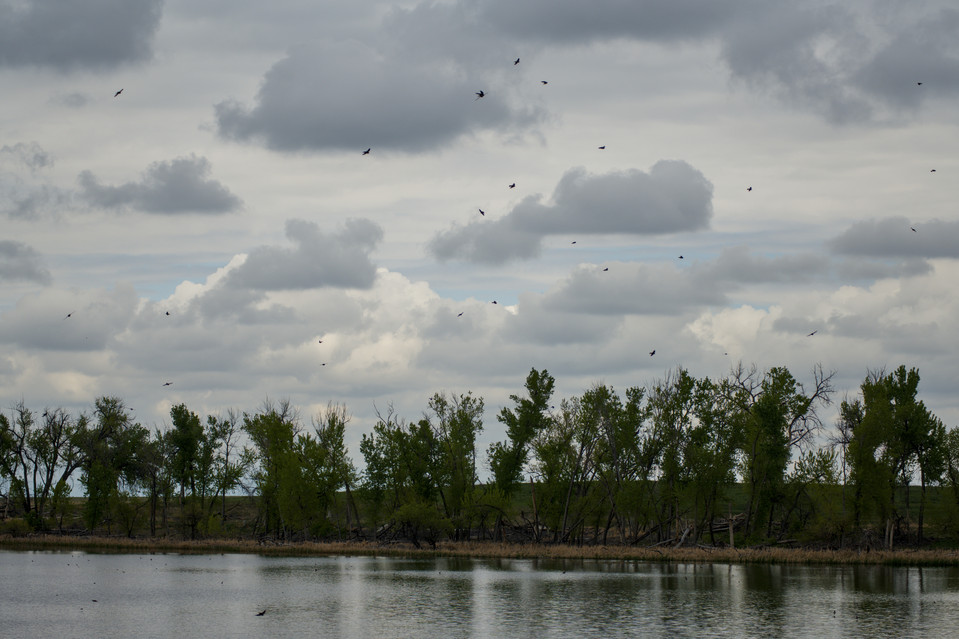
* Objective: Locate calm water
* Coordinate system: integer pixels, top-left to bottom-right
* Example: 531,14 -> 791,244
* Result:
2,550 -> 959,638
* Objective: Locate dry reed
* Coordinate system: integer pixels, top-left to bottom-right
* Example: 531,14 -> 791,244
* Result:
3,535 -> 959,566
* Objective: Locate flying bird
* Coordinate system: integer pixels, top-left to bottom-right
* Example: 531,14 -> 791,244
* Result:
478,208 -> 485,216
514,58 -> 520,65
165,311 -> 171,316
475,90 -> 485,100
911,227 -> 917,232
508,183 -> 515,188
807,330 -> 818,337
318,339 -> 323,343
649,350 -> 656,357
598,145 -> 606,150
162,382 -> 173,386
602,267 -> 608,272
457,312 -> 464,317
571,241 -> 576,245
747,186 -> 752,192
491,301 -> 498,305
541,80 -> 548,85
256,610 -> 266,617
930,169 -> 936,172
114,89 -> 123,97
678,255 -> 684,260
63,312 -> 72,319
917,82 -> 923,86
362,148 -> 370,155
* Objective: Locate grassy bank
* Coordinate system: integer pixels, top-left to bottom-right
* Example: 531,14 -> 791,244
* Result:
4,534 -> 959,566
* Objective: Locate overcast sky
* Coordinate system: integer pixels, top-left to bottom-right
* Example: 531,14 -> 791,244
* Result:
3,0 -> 959,466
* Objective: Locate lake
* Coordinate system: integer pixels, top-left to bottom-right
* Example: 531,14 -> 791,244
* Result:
2,550 -> 959,638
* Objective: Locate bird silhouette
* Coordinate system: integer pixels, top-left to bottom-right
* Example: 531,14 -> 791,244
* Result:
64,312 -> 72,319
514,58 -> 520,65
114,89 -> 123,97
478,208 -> 485,216
649,350 -> 656,356
318,339 -> 323,343
457,312 -> 464,317
362,148 -> 370,155
678,255 -> 684,259
491,301 -> 498,304
598,145 -> 606,150
747,186 -> 752,191
162,382 -> 173,386
475,90 -> 485,100
541,80 -> 548,85
508,183 -> 515,188
602,267 -> 609,272
930,169 -> 936,172
807,330 -> 818,337
917,82 -> 923,86
256,610 -> 266,616
571,241 -> 576,244
165,311 -> 171,316
911,227 -> 917,232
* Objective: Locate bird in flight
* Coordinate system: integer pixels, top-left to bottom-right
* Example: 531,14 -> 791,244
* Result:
114,89 -> 123,97
602,267 -> 609,272
807,330 -> 818,337
165,311 -> 171,316
541,80 -> 548,85
362,148 -> 370,155
491,301 -> 498,305
930,169 -> 936,172
514,58 -> 520,65
918,82 -> 923,86
457,312 -> 464,317
63,312 -> 73,319
318,339 -> 323,343
911,227 -> 917,232
509,183 -> 515,188
475,90 -> 485,100
478,208 -> 485,216
747,186 -> 753,192
678,255 -> 684,260
598,145 -> 606,150
571,241 -> 576,245
256,610 -> 266,617
649,350 -> 656,357
162,382 -> 173,386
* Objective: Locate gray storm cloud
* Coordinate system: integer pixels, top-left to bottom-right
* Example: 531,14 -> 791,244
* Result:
78,155 -> 241,214
829,217 -> 959,259
0,0 -> 163,71
225,218 -> 384,291
428,161 -> 714,264
0,240 -> 51,285
215,40 -> 542,153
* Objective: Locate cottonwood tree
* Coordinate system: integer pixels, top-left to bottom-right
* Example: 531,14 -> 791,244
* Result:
847,366 -> 945,548
727,364 -> 834,540
0,402 -> 86,528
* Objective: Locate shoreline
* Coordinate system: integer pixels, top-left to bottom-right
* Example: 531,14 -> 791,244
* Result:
4,535 -> 959,566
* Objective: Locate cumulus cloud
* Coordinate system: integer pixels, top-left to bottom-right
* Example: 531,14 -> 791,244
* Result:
225,218 -> 384,291
828,216 -> 959,259
215,40 -> 542,153
0,240 -> 51,285
0,0 -> 163,71
77,155 -> 241,214
429,161 -> 713,264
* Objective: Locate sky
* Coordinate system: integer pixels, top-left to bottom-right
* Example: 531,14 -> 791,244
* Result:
3,0 -> 959,467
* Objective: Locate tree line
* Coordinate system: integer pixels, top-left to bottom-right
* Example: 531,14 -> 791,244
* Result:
2,364 -> 957,549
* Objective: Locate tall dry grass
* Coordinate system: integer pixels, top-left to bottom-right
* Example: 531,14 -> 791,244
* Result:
4,535 -> 959,566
